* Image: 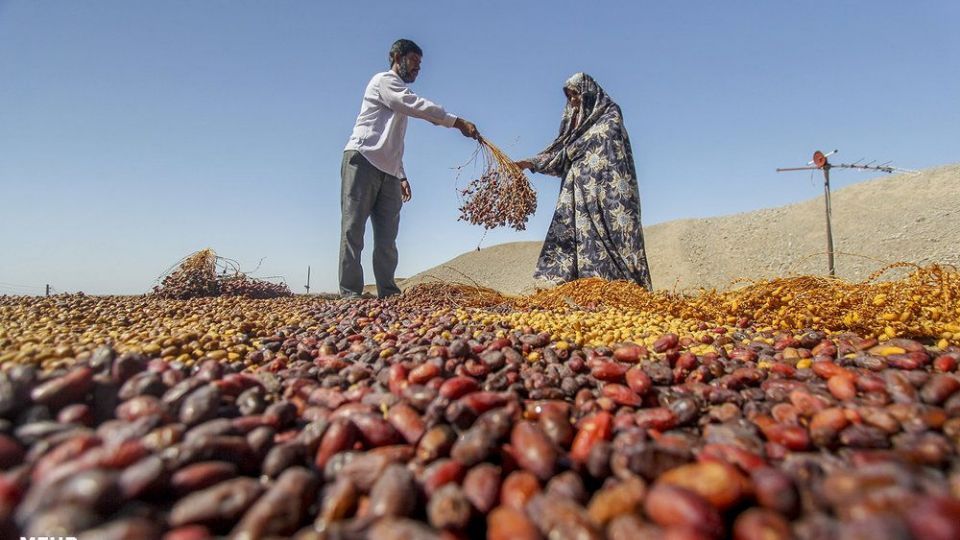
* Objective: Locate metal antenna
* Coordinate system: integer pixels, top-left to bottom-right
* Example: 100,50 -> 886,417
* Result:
776,149 -> 911,276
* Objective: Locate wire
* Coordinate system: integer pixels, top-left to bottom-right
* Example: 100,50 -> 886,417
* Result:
0,287 -> 41,296
0,281 -> 43,290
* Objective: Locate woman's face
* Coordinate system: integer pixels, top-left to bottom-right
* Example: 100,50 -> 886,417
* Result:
564,87 -> 582,108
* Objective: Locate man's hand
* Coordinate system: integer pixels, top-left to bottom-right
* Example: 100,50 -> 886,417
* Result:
454,118 -> 480,140
400,178 -> 412,202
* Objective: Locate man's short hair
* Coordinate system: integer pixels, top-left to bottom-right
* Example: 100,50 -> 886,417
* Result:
389,39 -> 423,65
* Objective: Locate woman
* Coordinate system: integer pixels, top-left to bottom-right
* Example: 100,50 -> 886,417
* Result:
515,73 -> 653,290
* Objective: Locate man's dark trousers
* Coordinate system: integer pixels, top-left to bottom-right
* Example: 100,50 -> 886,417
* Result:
338,150 -> 403,298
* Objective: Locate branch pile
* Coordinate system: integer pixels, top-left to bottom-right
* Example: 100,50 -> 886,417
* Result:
153,249 -> 292,299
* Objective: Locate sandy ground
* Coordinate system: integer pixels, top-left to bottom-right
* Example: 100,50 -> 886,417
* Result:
377,164 -> 959,295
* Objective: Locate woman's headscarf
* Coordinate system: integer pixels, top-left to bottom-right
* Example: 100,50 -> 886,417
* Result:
560,73 -> 614,138
531,73 -> 618,175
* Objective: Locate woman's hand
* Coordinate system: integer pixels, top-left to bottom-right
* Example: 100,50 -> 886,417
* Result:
514,160 -> 534,171
400,179 -> 412,202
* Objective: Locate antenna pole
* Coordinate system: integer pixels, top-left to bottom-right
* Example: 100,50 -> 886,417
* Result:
777,149 -> 902,278
822,166 -> 836,277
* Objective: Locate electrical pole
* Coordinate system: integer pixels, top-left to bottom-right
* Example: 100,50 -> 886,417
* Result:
46,284 -> 50,297
305,266 -> 311,295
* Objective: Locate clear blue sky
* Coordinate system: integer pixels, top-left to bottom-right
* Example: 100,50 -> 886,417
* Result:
1,1 -> 958,295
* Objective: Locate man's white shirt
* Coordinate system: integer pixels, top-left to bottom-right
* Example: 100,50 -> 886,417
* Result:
344,71 -> 458,179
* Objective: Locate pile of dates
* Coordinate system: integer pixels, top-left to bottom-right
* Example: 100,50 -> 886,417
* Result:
0,299 -> 958,539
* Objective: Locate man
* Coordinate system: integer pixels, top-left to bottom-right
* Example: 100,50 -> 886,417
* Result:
339,39 -> 480,299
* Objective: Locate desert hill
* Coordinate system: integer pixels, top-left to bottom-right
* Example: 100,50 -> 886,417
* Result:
391,164 -> 960,295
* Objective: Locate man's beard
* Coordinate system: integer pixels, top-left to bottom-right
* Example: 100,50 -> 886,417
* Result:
397,62 -> 416,83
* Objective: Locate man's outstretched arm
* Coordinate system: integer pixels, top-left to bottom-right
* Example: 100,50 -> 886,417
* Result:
378,77 -> 479,139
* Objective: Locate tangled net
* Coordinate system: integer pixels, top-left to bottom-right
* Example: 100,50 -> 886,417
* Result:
457,139 -> 537,230
403,264 -> 960,343
153,249 -> 293,300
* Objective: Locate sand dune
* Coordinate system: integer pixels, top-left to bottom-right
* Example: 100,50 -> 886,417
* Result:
394,164 -> 960,295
